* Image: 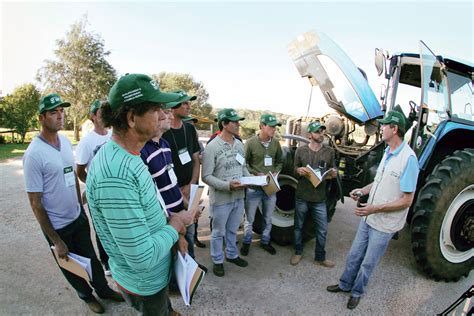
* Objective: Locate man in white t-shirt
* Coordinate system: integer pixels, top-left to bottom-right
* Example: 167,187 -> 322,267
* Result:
76,100 -> 112,275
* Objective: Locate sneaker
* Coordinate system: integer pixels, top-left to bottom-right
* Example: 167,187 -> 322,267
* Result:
314,259 -> 335,268
290,254 -> 302,266
240,243 -> 250,256
226,256 -> 248,267
103,263 -> 111,276
213,263 -> 225,277
260,243 -> 276,255
84,296 -> 105,314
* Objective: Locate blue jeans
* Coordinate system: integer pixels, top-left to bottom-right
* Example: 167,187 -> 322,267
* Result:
294,198 -> 328,261
244,188 -> 276,245
210,199 -> 244,264
339,220 -> 394,298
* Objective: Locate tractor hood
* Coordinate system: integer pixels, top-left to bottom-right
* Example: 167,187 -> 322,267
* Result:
288,31 -> 382,124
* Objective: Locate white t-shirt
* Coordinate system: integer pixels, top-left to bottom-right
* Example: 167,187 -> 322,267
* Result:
23,135 -> 81,229
75,129 -> 111,169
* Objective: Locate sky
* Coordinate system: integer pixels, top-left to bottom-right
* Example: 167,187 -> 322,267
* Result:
1,1 -> 473,117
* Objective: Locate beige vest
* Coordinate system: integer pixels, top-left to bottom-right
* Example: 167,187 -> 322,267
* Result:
366,143 -> 416,233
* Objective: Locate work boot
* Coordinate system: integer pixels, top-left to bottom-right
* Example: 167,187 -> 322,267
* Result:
213,263 -> 225,277
260,243 -> 276,255
326,284 -> 350,293
84,296 -> 105,314
226,256 -> 248,267
290,254 -> 302,265
347,296 -> 361,309
194,238 -> 206,248
314,259 -> 335,268
240,243 -> 250,256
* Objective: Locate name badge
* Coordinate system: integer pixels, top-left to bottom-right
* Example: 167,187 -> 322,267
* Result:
63,166 -> 75,187
236,153 -> 245,165
178,148 -> 192,165
264,155 -> 273,167
168,164 -> 178,186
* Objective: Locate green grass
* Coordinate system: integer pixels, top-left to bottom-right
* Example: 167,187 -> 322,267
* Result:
0,143 -> 30,161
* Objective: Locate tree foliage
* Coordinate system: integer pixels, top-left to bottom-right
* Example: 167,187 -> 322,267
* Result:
152,72 -> 213,129
0,84 -> 41,143
37,17 -> 116,140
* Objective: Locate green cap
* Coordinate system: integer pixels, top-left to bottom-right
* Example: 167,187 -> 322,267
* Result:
216,108 -> 245,122
166,90 -> 197,109
308,121 -> 326,133
377,110 -> 407,130
38,93 -> 71,114
260,114 -> 281,127
89,100 -> 101,114
108,73 -> 181,111
182,115 -> 198,123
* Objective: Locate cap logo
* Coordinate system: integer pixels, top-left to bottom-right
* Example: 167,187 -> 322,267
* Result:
269,117 -> 275,121
392,116 -> 399,122
230,111 -> 236,116
122,88 -> 143,102
50,96 -> 60,104
149,80 -> 160,90
178,91 -> 185,97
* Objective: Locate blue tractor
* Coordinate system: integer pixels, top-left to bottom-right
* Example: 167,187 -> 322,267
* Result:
260,31 -> 473,282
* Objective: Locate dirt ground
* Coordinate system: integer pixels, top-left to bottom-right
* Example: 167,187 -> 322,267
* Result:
0,156 -> 472,315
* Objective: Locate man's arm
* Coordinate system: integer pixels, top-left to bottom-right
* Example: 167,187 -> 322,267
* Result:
76,164 -> 87,183
273,142 -> 284,174
191,152 -> 200,184
201,146 -> 231,191
27,192 -> 69,259
355,191 -> 415,216
244,140 -> 257,175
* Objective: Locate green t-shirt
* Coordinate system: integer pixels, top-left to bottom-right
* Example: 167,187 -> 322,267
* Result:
86,140 -> 178,295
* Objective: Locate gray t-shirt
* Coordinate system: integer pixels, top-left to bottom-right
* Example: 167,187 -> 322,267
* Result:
23,134 -> 80,229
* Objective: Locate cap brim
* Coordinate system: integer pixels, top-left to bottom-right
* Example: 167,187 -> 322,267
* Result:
228,116 -> 245,121
377,118 -> 391,124
167,95 -> 196,108
267,122 -> 282,127
149,91 -> 181,105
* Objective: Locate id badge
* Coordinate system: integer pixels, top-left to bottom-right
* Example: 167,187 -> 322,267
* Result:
168,164 -> 178,186
178,148 -> 191,165
63,166 -> 75,187
264,155 -> 273,167
236,153 -> 245,165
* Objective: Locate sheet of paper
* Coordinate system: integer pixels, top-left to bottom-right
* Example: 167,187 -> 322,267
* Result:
239,176 -> 268,186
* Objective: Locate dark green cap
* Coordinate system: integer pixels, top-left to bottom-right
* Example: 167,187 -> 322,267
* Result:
108,73 -> 180,111
260,114 -> 281,127
308,121 -> 326,133
216,108 -> 245,122
166,90 -> 197,109
89,100 -> 101,114
38,93 -> 70,114
377,110 -> 407,130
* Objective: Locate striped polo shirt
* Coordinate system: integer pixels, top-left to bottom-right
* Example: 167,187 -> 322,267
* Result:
86,140 -> 178,296
141,138 -> 185,213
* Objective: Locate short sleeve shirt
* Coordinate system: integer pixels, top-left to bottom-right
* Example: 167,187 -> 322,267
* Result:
23,135 -> 80,229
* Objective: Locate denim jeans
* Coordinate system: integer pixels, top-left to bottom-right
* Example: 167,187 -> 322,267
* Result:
244,188 -> 276,245
294,198 -> 328,261
339,219 -> 394,298
210,199 -> 244,263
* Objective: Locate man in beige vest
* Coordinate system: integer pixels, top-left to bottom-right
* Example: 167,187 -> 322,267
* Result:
326,110 -> 419,310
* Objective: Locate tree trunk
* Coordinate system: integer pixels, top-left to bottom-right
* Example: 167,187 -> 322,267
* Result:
74,117 -> 80,141
21,133 -> 25,144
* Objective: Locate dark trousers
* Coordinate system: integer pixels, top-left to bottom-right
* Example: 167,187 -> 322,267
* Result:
46,210 -> 111,301
119,286 -> 171,316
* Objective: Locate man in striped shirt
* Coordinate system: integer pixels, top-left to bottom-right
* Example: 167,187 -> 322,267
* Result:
86,74 -> 194,315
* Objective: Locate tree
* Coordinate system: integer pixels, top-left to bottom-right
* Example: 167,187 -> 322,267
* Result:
151,72 -> 214,129
1,84 -> 41,143
37,17 -> 117,141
